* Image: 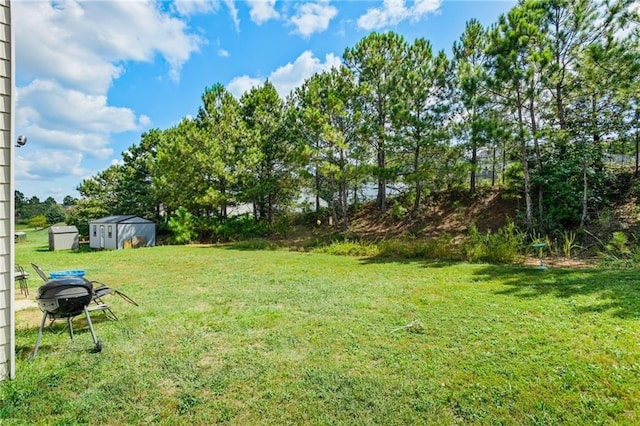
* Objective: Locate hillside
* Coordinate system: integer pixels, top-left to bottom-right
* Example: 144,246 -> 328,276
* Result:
287,183 -> 640,264
346,188 -> 519,240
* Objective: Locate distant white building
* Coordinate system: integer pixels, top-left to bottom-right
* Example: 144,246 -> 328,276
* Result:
89,215 -> 156,250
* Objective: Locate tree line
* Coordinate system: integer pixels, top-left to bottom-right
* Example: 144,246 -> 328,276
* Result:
73,0 -> 639,239
15,191 -> 76,227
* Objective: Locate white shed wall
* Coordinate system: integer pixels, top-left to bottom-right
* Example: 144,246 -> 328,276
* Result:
117,223 -> 155,248
89,222 -> 118,250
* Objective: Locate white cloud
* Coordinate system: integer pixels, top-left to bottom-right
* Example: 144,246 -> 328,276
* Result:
357,0 -> 442,30
218,48 -> 230,57
18,80 -> 141,136
291,1 -> 338,37
173,0 -> 220,16
13,1 -> 204,200
16,150 -> 88,181
227,75 -> 265,98
17,121 -> 114,159
248,0 -> 280,24
227,51 -> 342,98
223,0 -> 241,31
139,115 -> 153,128
15,0 -> 204,93
413,0 -> 441,17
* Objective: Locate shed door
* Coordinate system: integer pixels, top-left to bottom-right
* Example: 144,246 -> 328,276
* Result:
99,225 -> 105,249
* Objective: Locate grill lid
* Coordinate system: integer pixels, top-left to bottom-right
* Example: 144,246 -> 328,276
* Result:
37,276 -> 93,298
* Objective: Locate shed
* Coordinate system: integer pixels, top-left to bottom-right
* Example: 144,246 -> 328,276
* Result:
48,225 -> 79,251
89,215 -> 156,250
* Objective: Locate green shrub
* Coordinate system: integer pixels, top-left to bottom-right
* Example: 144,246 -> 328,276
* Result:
29,215 -> 47,230
315,239 -> 379,257
216,214 -> 270,240
378,234 -> 460,260
194,214 -> 271,242
391,201 -> 407,219
463,221 -> 524,264
168,207 -> 196,244
599,231 -> 640,267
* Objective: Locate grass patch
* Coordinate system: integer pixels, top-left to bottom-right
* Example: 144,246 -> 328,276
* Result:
4,228 -> 640,424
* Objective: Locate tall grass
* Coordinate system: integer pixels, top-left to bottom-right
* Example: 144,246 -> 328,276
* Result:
463,221 -> 524,264
3,227 -> 640,424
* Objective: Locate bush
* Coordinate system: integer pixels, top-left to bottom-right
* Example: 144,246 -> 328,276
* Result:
216,214 -> 270,241
378,234 -> 460,260
314,239 -> 379,257
598,231 -> 640,267
29,215 -> 47,230
45,204 -> 66,225
168,207 -> 196,244
463,221 -> 524,264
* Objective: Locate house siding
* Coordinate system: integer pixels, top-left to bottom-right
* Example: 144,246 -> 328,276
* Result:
0,0 -> 13,381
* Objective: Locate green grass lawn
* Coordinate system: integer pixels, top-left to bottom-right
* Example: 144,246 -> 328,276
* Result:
2,228 -> 639,424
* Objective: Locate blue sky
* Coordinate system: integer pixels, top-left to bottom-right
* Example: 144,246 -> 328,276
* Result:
14,0 -> 516,202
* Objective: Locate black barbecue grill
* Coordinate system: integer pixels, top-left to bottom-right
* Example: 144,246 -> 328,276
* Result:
29,276 -> 103,360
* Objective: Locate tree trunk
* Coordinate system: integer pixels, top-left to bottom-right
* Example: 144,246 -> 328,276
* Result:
412,145 -> 421,216
517,89 -> 533,231
340,180 -> 348,231
469,107 -> 477,195
635,109 -> 639,178
529,94 -> 544,233
377,146 -> 386,213
315,166 -> 321,214
470,147 -> 477,195
330,195 -> 338,229
502,140 -> 507,186
554,7 -> 566,130
581,95 -> 600,227
221,182 -> 227,220
581,157 -> 588,227
491,144 -> 497,187
339,150 -> 349,231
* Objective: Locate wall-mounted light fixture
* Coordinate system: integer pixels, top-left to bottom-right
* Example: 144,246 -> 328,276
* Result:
15,135 -> 26,147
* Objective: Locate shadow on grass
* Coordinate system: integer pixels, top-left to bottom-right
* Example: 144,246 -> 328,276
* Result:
475,264 -> 640,319
358,256 -> 458,269
36,243 -> 94,254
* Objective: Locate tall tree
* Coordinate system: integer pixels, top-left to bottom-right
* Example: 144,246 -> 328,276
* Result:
344,32 -> 407,213
154,118 -> 205,215
197,83 -> 246,220
293,66 -> 362,230
240,81 -> 298,224
77,164 -> 123,214
117,129 -> 162,219
453,19 -> 491,194
565,0 -> 636,226
394,38 -> 453,215
487,5 -> 542,231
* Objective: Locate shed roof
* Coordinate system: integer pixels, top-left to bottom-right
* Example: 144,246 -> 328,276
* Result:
90,215 -> 154,224
49,225 -> 79,234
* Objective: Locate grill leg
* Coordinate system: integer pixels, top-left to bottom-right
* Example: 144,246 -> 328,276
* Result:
83,306 -> 102,352
67,317 -> 75,340
29,311 -> 49,361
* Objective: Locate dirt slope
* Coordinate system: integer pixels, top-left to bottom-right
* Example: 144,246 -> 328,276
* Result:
347,188 -> 519,241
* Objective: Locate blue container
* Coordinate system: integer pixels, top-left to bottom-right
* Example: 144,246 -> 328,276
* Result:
49,270 -> 86,279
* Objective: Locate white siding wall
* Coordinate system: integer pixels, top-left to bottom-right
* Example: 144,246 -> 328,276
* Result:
0,0 -> 13,381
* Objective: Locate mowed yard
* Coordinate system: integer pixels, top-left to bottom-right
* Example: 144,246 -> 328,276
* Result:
2,229 -> 639,424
